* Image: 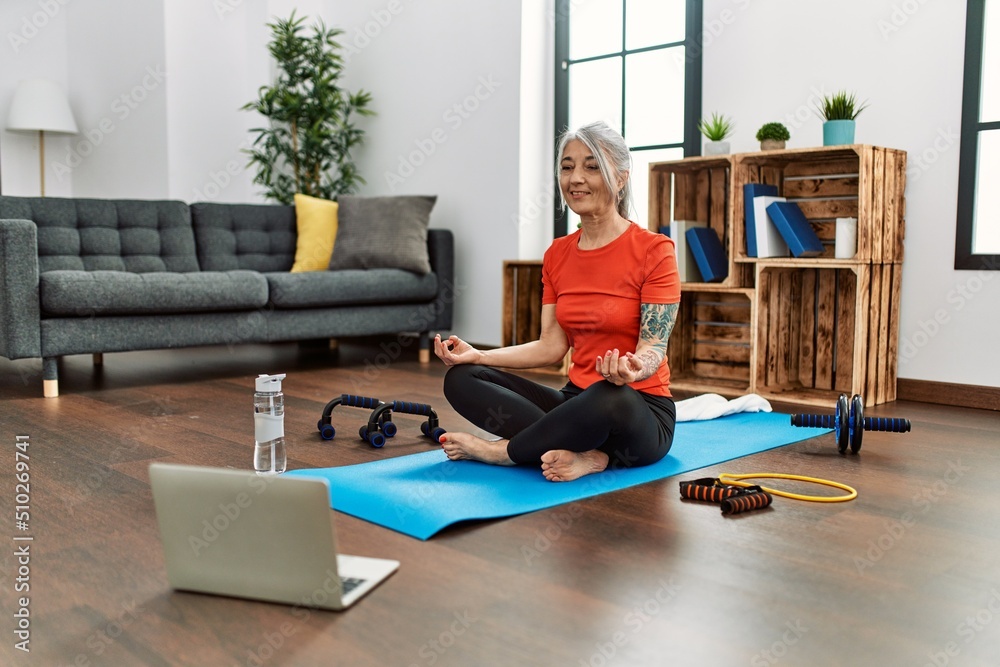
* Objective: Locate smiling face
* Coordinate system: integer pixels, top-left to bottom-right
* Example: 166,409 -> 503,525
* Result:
559,139 -> 622,219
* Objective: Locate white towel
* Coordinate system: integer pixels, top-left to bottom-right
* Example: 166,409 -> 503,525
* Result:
675,393 -> 772,422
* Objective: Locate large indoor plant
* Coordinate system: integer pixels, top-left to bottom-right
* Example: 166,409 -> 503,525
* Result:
816,90 -> 868,146
243,12 -> 374,204
698,112 -> 735,155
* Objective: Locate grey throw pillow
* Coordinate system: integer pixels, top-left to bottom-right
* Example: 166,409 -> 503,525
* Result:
328,195 -> 437,275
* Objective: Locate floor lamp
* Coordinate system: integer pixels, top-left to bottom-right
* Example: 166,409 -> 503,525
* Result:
6,79 -> 78,196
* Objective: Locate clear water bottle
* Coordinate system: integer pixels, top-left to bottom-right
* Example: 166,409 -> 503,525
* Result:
254,373 -> 286,475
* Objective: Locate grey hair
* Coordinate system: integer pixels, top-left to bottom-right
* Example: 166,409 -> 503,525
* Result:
555,121 -> 633,219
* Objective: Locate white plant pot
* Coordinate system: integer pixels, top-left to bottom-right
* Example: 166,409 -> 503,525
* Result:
704,141 -> 730,155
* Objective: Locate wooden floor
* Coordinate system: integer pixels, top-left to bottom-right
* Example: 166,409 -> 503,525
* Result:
1,339 -> 999,667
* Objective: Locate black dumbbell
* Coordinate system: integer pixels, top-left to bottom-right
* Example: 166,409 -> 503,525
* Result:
790,393 -> 911,454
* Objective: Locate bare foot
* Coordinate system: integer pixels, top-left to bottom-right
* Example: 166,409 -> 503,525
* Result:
439,432 -> 515,466
540,449 -> 610,482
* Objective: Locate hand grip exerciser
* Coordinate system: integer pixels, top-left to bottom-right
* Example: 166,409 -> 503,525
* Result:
679,477 -> 773,515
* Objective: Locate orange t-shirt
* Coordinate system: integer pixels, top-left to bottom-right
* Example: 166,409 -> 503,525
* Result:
542,223 -> 681,396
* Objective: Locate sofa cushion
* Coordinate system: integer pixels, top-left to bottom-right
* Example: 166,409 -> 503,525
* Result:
40,270 -> 268,316
266,269 -> 438,309
328,195 -> 436,275
191,202 -> 297,272
290,193 -> 339,272
0,196 -> 199,273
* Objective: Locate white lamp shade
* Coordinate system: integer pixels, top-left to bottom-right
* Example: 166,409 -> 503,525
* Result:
7,79 -> 78,134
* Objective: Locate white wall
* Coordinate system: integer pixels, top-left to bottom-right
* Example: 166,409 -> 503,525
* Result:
0,0 -> 73,198
162,1 -> 270,204
702,0 -> 998,389
2,1 -> 173,200
64,0 -> 169,198
328,0 -> 523,345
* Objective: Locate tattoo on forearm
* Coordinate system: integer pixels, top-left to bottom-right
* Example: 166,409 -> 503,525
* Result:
634,349 -> 664,380
635,303 -> 678,381
640,303 -> 678,344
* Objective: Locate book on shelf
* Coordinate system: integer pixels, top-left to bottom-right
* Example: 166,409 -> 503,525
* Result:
835,217 -> 858,259
685,227 -> 728,283
662,220 -> 708,282
752,195 -> 790,258
765,201 -> 825,257
743,183 -> 778,258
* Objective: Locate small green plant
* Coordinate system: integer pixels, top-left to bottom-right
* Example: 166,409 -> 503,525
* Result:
698,112 -> 735,141
755,122 -> 790,142
816,90 -> 869,121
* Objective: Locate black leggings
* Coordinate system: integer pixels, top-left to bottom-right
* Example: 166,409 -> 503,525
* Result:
443,365 -> 676,468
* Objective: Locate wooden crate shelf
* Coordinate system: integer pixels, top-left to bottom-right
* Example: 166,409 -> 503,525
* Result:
649,144 -> 906,407
668,288 -> 754,397
501,260 -> 569,375
753,263 -> 902,408
732,145 -> 906,265
648,156 -> 755,289
502,261 -> 544,347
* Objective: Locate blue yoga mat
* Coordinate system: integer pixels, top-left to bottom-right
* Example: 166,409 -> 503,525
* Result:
287,411 -> 826,540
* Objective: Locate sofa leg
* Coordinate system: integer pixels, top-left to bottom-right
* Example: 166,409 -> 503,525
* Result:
93,353 -> 104,367
418,332 -> 430,364
42,357 -> 59,398
328,338 -> 339,351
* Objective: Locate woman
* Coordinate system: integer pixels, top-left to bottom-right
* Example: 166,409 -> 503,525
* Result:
434,121 -> 680,482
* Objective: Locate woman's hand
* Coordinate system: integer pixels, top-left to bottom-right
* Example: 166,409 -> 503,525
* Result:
434,334 -> 484,367
595,348 -> 643,386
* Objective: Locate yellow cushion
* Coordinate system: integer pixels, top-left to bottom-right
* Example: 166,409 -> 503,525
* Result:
290,193 -> 339,272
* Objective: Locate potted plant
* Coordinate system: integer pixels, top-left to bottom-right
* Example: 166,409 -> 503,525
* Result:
816,90 -> 868,147
243,12 -> 375,204
698,112 -> 735,155
755,122 -> 790,151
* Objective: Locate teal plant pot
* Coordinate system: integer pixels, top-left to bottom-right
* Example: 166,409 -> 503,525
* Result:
823,120 -> 855,146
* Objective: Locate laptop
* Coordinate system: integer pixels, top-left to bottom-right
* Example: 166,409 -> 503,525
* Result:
148,463 -> 399,610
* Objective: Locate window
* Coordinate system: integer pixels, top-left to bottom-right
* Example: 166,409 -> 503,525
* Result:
955,0 -> 1000,269
554,0 -> 703,236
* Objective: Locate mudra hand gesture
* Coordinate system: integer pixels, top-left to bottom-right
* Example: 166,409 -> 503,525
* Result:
596,348 -> 644,386
433,334 -> 483,367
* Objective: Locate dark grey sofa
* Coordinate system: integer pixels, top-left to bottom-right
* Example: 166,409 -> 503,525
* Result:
0,196 -> 454,397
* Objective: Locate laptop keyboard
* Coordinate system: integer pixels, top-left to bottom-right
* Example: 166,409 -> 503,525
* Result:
341,576 -> 367,595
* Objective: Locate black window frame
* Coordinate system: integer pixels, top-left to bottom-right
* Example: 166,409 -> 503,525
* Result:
553,0 -> 703,238
955,0 -> 1000,270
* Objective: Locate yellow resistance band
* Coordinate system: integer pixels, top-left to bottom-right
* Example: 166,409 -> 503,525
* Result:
717,473 -> 857,503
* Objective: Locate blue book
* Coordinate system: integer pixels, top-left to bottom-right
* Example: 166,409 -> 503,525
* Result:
743,183 -> 778,257
685,227 -> 728,282
765,201 -> 825,257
